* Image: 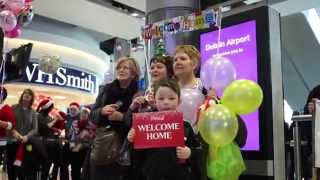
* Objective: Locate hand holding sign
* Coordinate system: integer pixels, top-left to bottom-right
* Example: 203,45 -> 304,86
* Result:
176,146 -> 191,159
127,128 -> 135,143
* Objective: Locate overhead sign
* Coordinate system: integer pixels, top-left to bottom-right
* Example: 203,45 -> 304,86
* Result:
22,61 -> 97,94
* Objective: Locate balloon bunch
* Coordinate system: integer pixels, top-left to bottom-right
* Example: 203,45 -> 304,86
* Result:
199,55 -> 263,179
0,0 -> 34,38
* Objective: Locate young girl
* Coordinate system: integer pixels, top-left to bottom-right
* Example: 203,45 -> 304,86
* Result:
128,79 -> 201,180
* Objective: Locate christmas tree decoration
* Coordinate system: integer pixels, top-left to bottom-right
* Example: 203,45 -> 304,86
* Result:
155,39 -> 166,56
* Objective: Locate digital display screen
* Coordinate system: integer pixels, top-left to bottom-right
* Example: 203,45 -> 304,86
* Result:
200,20 -> 259,151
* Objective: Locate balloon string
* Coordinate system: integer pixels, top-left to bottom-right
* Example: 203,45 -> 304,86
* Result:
0,35 -> 7,101
216,7 -> 222,56
144,38 -> 152,88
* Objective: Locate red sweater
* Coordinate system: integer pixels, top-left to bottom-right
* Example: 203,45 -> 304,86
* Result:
0,104 -> 16,138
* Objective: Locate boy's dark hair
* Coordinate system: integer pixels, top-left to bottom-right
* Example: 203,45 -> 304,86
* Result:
154,79 -> 181,98
150,55 -> 174,79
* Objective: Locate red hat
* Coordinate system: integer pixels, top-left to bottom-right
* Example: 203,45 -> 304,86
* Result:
69,102 -> 80,109
37,99 -> 53,112
58,111 -> 67,119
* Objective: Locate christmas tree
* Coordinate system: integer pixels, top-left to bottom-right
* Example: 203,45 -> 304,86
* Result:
155,39 -> 166,56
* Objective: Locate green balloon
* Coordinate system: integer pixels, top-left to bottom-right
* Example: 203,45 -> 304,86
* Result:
221,79 -> 263,115
207,143 -> 246,180
199,104 -> 238,147
26,144 -> 32,152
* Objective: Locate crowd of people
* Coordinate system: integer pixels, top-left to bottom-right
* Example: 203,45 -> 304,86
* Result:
0,45 -> 248,180
0,86 -> 97,180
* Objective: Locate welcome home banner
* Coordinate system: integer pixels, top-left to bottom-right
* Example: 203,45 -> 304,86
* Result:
133,111 -> 185,149
141,8 -> 220,40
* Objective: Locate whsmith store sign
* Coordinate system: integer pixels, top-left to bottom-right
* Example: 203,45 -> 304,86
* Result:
22,62 -> 97,94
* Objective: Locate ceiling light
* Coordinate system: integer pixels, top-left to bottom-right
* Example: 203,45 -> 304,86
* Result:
7,95 -> 17,99
221,6 -> 231,12
131,13 -> 139,17
243,0 -> 262,5
116,45 -> 122,51
53,95 -> 66,100
131,47 -> 137,52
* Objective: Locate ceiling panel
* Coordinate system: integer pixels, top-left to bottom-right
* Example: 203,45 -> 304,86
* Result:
114,0 -> 146,12
33,0 -> 144,40
271,0 -> 320,16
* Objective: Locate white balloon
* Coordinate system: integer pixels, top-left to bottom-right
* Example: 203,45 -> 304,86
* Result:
177,88 -> 205,126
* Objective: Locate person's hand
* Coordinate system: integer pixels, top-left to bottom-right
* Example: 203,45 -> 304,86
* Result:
59,130 -> 66,138
130,96 -> 146,111
308,98 -> 318,114
101,104 -> 118,116
145,91 -> 155,105
109,111 -> 123,121
207,88 -> 217,100
127,128 -> 135,143
16,134 -> 24,142
176,146 -> 191,160
21,136 -> 28,143
0,120 -> 6,129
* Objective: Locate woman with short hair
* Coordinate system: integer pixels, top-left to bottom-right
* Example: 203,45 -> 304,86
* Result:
90,57 -> 140,180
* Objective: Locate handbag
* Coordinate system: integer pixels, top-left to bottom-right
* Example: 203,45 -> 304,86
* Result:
90,126 -> 123,166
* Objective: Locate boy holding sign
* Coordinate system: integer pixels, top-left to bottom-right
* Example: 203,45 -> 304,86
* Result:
127,79 -> 201,180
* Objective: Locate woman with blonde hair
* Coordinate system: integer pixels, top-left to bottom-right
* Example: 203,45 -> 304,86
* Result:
90,57 -> 140,180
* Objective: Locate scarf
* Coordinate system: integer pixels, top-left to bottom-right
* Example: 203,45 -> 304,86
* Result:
103,79 -> 138,113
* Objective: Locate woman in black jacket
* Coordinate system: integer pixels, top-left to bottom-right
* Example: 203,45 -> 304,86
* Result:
90,57 -> 140,180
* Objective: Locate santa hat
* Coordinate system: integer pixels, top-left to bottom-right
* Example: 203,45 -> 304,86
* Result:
37,99 -> 53,112
81,106 -> 91,114
58,111 -> 67,120
69,102 -> 80,109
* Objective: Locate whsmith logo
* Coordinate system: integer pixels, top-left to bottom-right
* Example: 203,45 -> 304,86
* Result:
23,62 -> 97,94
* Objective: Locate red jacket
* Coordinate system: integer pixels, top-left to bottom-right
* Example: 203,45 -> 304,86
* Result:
0,104 -> 16,138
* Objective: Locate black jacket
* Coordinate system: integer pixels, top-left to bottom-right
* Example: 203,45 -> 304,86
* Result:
133,121 -> 201,180
91,79 -> 138,135
38,113 -> 55,138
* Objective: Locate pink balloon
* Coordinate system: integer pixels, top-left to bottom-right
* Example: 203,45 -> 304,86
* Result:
200,56 -> 237,97
0,1 -> 7,11
5,0 -> 25,14
0,0 -> 7,6
177,88 -> 205,126
0,10 -> 17,31
5,25 -> 21,38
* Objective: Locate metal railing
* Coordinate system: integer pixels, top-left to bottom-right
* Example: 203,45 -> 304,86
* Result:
291,114 -> 313,180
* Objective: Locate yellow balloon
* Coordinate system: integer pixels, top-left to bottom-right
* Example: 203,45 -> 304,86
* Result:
199,104 -> 238,147
221,79 -> 263,115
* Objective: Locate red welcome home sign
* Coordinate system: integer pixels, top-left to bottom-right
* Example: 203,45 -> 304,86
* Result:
133,111 -> 185,149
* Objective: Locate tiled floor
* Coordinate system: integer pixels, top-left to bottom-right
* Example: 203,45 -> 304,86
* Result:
0,165 -> 72,180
